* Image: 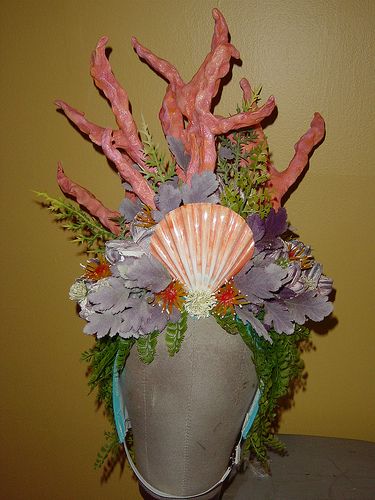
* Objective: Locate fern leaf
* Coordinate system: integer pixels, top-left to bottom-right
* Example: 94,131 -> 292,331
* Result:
94,431 -> 121,470
116,339 -> 134,372
139,119 -> 176,190
165,310 -> 187,356
35,192 -> 115,250
136,331 -> 159,364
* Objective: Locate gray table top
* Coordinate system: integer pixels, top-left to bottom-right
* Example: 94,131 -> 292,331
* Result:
223,435 -> 375,500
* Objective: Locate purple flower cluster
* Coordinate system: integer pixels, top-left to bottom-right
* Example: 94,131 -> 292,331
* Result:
233,208 -> 333,342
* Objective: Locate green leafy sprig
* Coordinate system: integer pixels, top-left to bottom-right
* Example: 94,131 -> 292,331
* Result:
216,314 -> 309,469
216,131 -> 272,219
81,336 -> 134,469
139,119 -> 176,191
94,430 -> 123,471
165,310 -> 188,356
136,330 -> 159,364
36,192 -> 116,251
236,87 -> 263,113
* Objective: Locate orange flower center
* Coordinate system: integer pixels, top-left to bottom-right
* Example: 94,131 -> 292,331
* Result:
214,281 -> 248,317
154,281 -> 186,314
84,256 -> 111,281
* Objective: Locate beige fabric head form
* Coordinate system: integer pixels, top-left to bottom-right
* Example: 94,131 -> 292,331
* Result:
121,316 -> 257,499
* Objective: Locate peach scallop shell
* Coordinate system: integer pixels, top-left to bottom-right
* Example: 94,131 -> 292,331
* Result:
149,203 -> 254,292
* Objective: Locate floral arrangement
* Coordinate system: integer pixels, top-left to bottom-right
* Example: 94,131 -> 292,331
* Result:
39,9 -> 333,474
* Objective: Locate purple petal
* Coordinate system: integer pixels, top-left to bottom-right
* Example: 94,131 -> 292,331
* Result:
235,306 -> 272,342
285,290 -> 333,324
166,136 -> 191,171
264,300 -> 294,335
126,255 -> 172,293
181,172 -> 219,204
247,213 -> 265,242
155,181 -> 182,215
119,197 -> 142,222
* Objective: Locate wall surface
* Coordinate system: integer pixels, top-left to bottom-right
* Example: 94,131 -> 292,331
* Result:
1,0 -> 374,498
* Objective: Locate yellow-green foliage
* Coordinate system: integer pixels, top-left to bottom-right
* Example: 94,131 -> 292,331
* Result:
36,192 -> 116,251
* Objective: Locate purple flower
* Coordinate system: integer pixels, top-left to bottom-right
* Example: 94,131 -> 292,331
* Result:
247,208 -> 287,253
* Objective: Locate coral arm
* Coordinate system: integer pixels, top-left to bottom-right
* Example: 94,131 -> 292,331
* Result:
55,100 -> 104,145
179,42 -> 241,177
101,129 -> 156,209
159,87 -> 185,142
191,125 -> 216,177
55,100 -> 151,182
158,88 -> 186,180
240,78 -> 252,102
132,8 -> 275,180
184,94 -> 275,176
183,132 -> 200,180
184,43 -> 240,117
211,8 -> 229,50
56,163 -> 121,235
131,36 -> 191,179
131,36 -> 187,156
90,37 -> 147,168
211,96 -> 276,134
55,100 -> 146,163
268,113 -> 325,209
131,37 -> 184,92
157,87 -> 187,183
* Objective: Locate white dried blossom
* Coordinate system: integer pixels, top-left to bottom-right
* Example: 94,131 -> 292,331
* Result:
184,289 -> 217,319
69,280 -> 88,302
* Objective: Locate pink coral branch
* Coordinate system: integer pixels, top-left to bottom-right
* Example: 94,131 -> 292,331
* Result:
101,129 -> 156,209
212,96 -> 275,134
267,113 -> 325,209
55,100 -> 131,149
56,163 -> 120,235
211,8 -> 229,50
90,37 -> 147,168
55,38 -> 162,206
132,9 -> 276,179
55,100 -> 104,145
158,87 -> 185,140
131,37 -> 184,92
131,37 -> 188,156
240,78 -> 252,102
184,43 -> 240,116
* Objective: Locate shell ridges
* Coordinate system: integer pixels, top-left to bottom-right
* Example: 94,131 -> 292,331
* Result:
150,203 -> 254,293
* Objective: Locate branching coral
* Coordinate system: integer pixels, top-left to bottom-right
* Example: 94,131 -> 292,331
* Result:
55,8 -> 325,224
132,9 -> 276,182
57,163 -> 121,235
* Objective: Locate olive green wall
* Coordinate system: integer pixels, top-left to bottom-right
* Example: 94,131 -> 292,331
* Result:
1,1 -> 374,498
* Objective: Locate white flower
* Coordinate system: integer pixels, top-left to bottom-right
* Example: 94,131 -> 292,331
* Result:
77,279 -> 111,320
184,289 -> 217,319
69,280 -> 88,302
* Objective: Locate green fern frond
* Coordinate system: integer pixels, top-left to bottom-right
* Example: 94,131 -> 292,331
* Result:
216,130 -> 272,219
139,119 -> 176,190
35,192 -> 115,251
94,431 -> 121,470
165,310 -> 188,356
216,315 -> 310,469
242,86 -> 263,112
136,331 -> 159,364
116,339 -> 134,373
81,336 -> 134,469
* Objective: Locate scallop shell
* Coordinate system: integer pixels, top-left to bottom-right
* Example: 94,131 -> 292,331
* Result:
150,203 -> 254,292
